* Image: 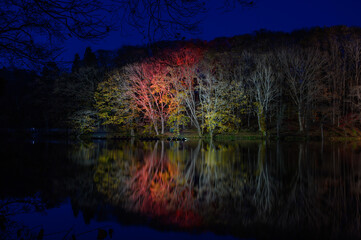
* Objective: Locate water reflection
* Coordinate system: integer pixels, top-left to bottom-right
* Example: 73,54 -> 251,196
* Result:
1,140 -> 361,239
80,140 -> 361,239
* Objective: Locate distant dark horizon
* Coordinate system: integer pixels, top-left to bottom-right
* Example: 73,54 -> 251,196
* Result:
61,0 -> 361,62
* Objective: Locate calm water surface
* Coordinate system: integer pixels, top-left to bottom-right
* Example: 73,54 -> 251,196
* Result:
1,139 -> 361,239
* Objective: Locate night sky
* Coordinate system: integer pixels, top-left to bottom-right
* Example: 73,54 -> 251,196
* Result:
62,0 -> 361,62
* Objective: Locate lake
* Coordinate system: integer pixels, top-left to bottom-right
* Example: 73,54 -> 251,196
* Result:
1,139 -> 360,239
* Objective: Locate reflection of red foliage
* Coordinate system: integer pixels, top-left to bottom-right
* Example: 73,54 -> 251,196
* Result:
127,153 -> 202,227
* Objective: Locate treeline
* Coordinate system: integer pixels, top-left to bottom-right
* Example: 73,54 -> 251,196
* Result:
1,26 -> 361,137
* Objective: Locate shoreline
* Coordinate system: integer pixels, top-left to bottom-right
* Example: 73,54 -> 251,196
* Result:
2,127 -> 361,142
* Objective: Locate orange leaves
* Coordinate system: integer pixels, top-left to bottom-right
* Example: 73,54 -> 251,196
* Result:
126,49 -> 194,133
123,45 -> 205,134
126,150 -> 201,226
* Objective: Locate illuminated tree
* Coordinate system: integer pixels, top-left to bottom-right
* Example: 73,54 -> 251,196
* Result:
125,59 -> 176,135
166,95 -> 189,135
68,109 -> 98,136
212,51 -> 249,131
94,70 -> 137,135
248,53 -> 280,136
197,53 -> 246,138
165,46 -> 204,136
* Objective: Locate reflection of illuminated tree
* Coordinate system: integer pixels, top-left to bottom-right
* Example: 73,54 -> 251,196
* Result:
92,141 -> 201,227
276,143 -> 321,228
198,141 -> 234,202
90,140 -> 361,238
252,142 -> 274,214
314,142 -> 361,236
92,143 -> 139,201
69,141 -> 99,165
273,143 -> 361,238
195,141 -> 247,226
125,141 -> 201,227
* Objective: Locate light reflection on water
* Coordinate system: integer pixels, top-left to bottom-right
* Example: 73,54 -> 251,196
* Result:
1,140 -> 361,239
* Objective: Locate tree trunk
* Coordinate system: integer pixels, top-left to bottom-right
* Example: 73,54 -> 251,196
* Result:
276,105 -> 284,139
321,123 -> 324,144
153,121 -> 159,135
161,117 -> 165,134
257,108 -> 266,136
332,100 -> 335,125
196,126 -> 202,137
247,109 -> 251,128
298,109 -> 304,132
257,113 -> 262,131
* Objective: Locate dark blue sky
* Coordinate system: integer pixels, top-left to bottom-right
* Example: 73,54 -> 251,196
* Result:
62,0 -> 361,62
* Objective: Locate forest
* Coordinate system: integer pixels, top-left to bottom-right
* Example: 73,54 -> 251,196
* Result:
1,25 -> 361,139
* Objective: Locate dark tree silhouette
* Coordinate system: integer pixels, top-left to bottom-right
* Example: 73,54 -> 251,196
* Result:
0,0 -> 254,66
0,0 -> 115,65
0,76 -> 5,96
41,61 -> 60,78
114,0 -> 254,43
71,54 -> 81,73
83,47 -> 98,68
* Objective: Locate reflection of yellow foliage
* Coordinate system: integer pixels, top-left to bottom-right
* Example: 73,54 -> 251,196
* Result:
92,141 -> 267,228
202,143 -> 235,168
166,142 -> 187,170
255,142 -> 266,176
93,148 -> 131,197
70,142 -> 97,164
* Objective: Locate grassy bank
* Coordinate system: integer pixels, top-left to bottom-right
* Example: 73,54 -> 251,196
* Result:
88,125 -> 361,142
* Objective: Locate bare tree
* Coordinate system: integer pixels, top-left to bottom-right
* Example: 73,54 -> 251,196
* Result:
345,36 -> 361,119
324,35 -> 345,126
278,47 -> 325,132
345,36 -> 361,87
248,53 -> 279,136
348,86 -> 361,125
